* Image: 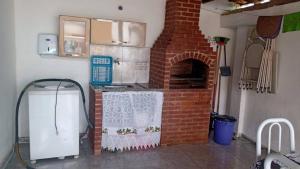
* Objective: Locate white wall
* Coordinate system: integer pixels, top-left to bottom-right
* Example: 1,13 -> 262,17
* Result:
0,0 -> 16,166
228,26 -> 252,133
200,7 -> 236,115
14,0 -> 236,137
242,30 -> 300,153
222,1 -> 300,152
14,0 -> 166,137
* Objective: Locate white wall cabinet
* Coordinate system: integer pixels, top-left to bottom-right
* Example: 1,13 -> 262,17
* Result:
91,19 -> 146,47
91,19 -> 120,45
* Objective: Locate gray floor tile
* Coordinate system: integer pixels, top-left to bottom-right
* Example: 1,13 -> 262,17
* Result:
6,137 -> 260,169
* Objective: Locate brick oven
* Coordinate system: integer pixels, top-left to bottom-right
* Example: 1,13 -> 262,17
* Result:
149,0 -> 217,145
89,0 -> 217,155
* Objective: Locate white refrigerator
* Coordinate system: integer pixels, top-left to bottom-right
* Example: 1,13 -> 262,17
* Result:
28,87 -> 79,162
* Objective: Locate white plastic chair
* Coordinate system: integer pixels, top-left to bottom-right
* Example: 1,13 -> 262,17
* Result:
256,118 -> 296,169
264,153 -> 300,169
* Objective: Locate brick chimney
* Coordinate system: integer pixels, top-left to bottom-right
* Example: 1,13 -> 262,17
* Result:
150,0 -> 217,145
149,0 -> 216,89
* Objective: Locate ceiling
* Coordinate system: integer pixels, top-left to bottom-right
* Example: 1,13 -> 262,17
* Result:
221,1 -> 300,28
202,0 -> 235,13
203,0 -> 300,14
202,0 -> 265,4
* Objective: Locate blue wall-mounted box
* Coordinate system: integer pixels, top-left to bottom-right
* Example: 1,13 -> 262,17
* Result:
90,56 -> 113,85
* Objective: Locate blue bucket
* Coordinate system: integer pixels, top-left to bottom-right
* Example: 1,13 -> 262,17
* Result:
213,115 -> 236,145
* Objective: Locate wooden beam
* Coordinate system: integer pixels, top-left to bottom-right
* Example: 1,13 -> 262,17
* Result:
229,0 -> 263,5
223,0 -> 300,15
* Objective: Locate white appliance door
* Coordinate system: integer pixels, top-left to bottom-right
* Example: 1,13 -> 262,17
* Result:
29,90 -> 79,160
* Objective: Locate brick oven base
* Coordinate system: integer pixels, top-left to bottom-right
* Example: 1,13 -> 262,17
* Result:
161,89 -> 211,145
89,86 -> 211,155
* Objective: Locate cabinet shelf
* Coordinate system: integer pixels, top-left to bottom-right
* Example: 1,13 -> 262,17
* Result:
64,53 -> 83,57
64,35 -> 86,39
64,33 -> 85,36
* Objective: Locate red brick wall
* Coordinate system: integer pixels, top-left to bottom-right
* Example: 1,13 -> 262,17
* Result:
162,89 -> 212,145
164,0 -> 201,32
149,0 -> 217,145
160,52 -> 216,145
89,87 -> 214,153
89,87 -> 102,155
149,0 -> 216,89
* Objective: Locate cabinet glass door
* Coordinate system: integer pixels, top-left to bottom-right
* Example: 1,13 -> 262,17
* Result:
121,22 -> 146,47
59,16 -> 90,57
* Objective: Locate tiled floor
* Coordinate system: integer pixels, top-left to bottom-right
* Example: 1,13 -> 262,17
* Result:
7,137 -> 259,169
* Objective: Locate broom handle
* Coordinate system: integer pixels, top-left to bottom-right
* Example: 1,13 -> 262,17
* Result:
217,73 -> 221,113
215,45 -> 222,83
216,45 -> 222,113
212,45 -> 220,112
224,44 -> 227,66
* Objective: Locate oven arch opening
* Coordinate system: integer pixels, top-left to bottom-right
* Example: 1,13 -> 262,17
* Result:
169,59 -> 209,89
